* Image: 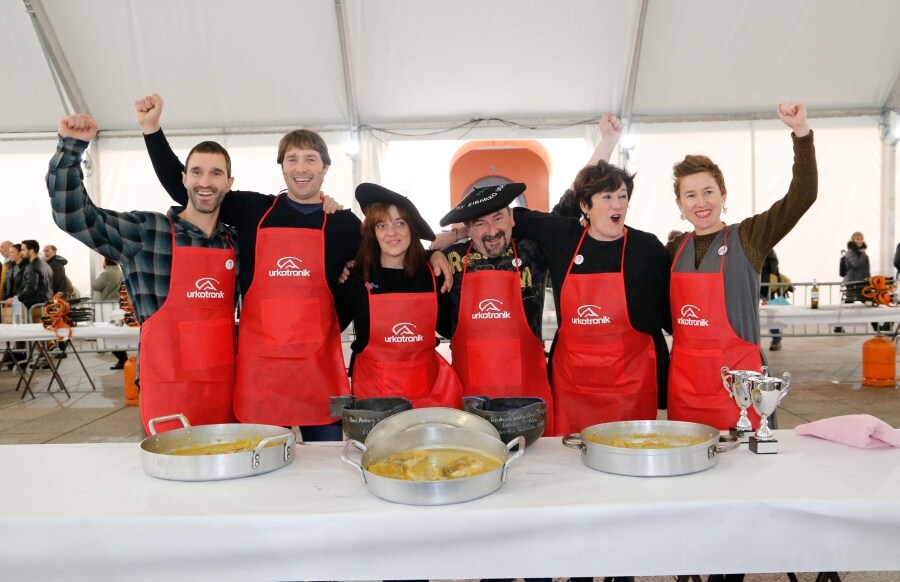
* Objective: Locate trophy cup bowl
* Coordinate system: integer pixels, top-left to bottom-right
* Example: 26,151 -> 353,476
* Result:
748,372 -> 791,454
721,366 -> 769,443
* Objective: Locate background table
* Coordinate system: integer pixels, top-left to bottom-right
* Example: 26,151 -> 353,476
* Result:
759,304 -> 900,328
1,432 -> 898,581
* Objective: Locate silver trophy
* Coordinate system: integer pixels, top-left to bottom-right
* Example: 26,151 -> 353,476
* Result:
721,366 -> 768,443
748,372 -> 792,454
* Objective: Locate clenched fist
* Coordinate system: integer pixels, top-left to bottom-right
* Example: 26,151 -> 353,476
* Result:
134,93 -> 164,134
58,114 -> 97,142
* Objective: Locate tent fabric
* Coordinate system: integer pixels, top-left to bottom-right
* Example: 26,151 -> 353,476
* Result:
2,0 -> 900,299
2,0 -> 899,135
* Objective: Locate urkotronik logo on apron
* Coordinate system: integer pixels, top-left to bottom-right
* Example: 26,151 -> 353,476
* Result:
676,304 -> 710,327
268,256 -> 311,277
471,298 -> 512,320
571,304 -> 611,325
384,322 -> 425,343
185,277 -> 226,299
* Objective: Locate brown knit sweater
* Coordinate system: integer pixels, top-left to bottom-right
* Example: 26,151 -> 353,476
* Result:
666,131 -> 817,271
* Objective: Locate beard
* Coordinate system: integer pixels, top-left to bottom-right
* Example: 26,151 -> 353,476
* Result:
478,231 -> 509,258
188,189 -> 224,214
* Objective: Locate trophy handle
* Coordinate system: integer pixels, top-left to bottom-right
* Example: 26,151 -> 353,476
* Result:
721,366 -> 734,397
761,365 -> 770,377
778,371 -> 792,402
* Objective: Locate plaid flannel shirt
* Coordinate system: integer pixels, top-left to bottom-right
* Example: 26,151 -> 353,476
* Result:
46,136 -> 238,323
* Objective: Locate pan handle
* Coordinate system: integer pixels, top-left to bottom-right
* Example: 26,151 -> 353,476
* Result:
501,436 -> 526,482
709,435 -> 740,459
251,433 -> 295,469
340,439 -> 368,483
561,433 -> 585,450
147,414 -> 189,436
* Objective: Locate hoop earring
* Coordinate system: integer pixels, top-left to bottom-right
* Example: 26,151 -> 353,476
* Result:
679,210 -> 685,221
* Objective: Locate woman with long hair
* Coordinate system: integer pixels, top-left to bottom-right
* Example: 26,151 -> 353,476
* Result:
339,183 -> 462,408
666,102 -> 817,430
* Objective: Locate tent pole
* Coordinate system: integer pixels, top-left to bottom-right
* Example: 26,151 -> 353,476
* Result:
880,110 -> 898,275
334,0 -> 362,189
620,0 -> 649,125
23,0 -> 89,116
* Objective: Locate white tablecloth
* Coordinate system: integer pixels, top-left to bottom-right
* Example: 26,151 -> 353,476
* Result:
759,304 -> 900,328
1,432 -> 899,581
0,322 -> 140,343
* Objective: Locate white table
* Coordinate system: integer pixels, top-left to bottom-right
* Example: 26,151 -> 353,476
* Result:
0,322 -> 140,343
759,304 -> 900,328
0,323 -> 140,398
1,432 -> 898,581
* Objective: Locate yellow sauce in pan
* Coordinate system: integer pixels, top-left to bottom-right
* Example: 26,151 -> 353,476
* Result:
367,448 -> 502,481
585,432 -> 710,449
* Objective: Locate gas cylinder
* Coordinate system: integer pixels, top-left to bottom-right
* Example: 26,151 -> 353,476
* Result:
123,355 -> 139,406
862,334 -> 896,387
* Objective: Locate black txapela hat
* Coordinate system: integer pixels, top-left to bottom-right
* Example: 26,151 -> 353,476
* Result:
439,183 -> 526,227
355,183 -> 436,241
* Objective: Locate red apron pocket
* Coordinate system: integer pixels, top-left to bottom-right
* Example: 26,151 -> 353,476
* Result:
465,338 -> 523,388
177,318 -> 235,372
567,342 -> 626,391
672,346 -> 725,396
376,359 -> 432,400
261,297 -> 323,347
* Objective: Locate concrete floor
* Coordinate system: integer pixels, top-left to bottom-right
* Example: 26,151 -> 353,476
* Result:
1,334 -> 898,582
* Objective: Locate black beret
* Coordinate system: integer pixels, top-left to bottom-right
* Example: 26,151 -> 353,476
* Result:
439,183 -> 527,227
355,183 -> 436,241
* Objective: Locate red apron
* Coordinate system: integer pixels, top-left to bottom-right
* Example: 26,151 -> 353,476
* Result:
234,200 -> 350,426
139,223 -> 237,434
450,242 -> 554,434
668,230 -> 762,430
551,228 -> 657,436
351,267 -> 462,408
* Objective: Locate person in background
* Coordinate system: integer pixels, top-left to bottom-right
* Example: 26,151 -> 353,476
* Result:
893,241 -> 900,277
42,244 -> 71,298
92,256 -> 129,370
10,240 -> 54,318
0,241 -> 11,296
666,102 -> 816,432
339,183 -> 462,408
841,231 -> 888,332
843,231 -> 871,299
48,113 -> 239,435
760,249 -> 783,351
136,93 -> 361,442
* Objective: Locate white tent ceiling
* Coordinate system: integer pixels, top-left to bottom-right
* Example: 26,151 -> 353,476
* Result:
2,0 -> 899,136
2,0 -> 900,299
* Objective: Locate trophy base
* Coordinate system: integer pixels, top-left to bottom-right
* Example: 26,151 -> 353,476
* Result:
749,436 -> 778,454
729,427 -> 753,443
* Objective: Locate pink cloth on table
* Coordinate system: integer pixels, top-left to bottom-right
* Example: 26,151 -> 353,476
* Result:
794,414 -> 900,449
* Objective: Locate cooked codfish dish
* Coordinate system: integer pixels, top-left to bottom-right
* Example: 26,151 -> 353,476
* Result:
171,440 -> 258,455
585,432 -> 709,449
367,448 -> 501,481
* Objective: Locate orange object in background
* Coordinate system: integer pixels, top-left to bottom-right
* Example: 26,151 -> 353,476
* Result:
862,335 -> 896,387
124,356 -> 139,406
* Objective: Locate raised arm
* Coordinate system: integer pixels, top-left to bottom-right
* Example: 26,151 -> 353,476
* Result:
739,101 -> 817,268
568,113 -> 624,190
48,115 -> 148,262
135,94 -> 189,206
